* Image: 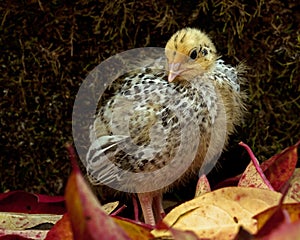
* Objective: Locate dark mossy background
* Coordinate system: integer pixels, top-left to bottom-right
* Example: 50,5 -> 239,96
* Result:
1,0 -> 299,196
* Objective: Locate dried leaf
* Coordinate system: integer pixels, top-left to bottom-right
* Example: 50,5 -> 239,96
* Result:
156,221 -> 201,240
64,144 -> 130,240
253,189 -> 300,239
213,175 -> 241,189
0,191 -> 65,214
113,217 -> 154,240
45,214 -> 73,240
286,168 -> 300,202
102,201 -> 120,215
0,212 -> 61,231
152,187 -> 296,240
216,141 -> 299,191
238,142 -> 273,190
0,229 -> 47,239
0,212 -> 62,240
238,160 -> 272,190
246,187 -> 300,239
260,219 -> 300,240
195,175 -> 211,198
255,208 -> 290,238
169,229 -> 201,240
254,203 -> 300,230
233,227 -> 254,240
261,140 -> 299,191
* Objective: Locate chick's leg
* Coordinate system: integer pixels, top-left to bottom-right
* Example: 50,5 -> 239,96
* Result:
137,192 -> 155,225
153,193 -> 165,222
132,194 -> 140,222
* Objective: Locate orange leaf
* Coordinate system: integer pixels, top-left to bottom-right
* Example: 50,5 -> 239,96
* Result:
45,214 -> 73,240
64,143 -> 130,240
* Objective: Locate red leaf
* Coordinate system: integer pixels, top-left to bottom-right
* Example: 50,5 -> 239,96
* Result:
255,208 -> 290,238
254,205 -> 300,240
64,143 -> 130,240
254,203 -> 300,230
0,191 -> 65,214
0,235 -> 34,240
213,174 -> 241,189
238,142 -> 274,190
261,140 -> 299,191
254,186 -> 299,239
262,219 -> 300,240
215,141 -> 300,190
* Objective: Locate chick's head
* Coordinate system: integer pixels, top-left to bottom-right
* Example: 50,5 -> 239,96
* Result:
165,28 -> 218,82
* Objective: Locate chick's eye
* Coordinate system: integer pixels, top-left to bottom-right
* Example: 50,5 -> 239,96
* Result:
189,50 -> 198,60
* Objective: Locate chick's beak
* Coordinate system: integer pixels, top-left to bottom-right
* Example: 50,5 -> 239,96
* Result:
168,62 -> 184,82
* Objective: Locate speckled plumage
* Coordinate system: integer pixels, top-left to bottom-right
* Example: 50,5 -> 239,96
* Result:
86,28 -> 246,225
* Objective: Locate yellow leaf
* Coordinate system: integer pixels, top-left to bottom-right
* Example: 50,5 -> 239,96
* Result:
102,201 -> 119,214
254,202 -> 300,230
152,187 -> 296,240
113,217 -> 154,240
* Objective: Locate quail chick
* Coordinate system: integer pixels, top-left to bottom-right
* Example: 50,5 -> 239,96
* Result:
86,28 -> 246,225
